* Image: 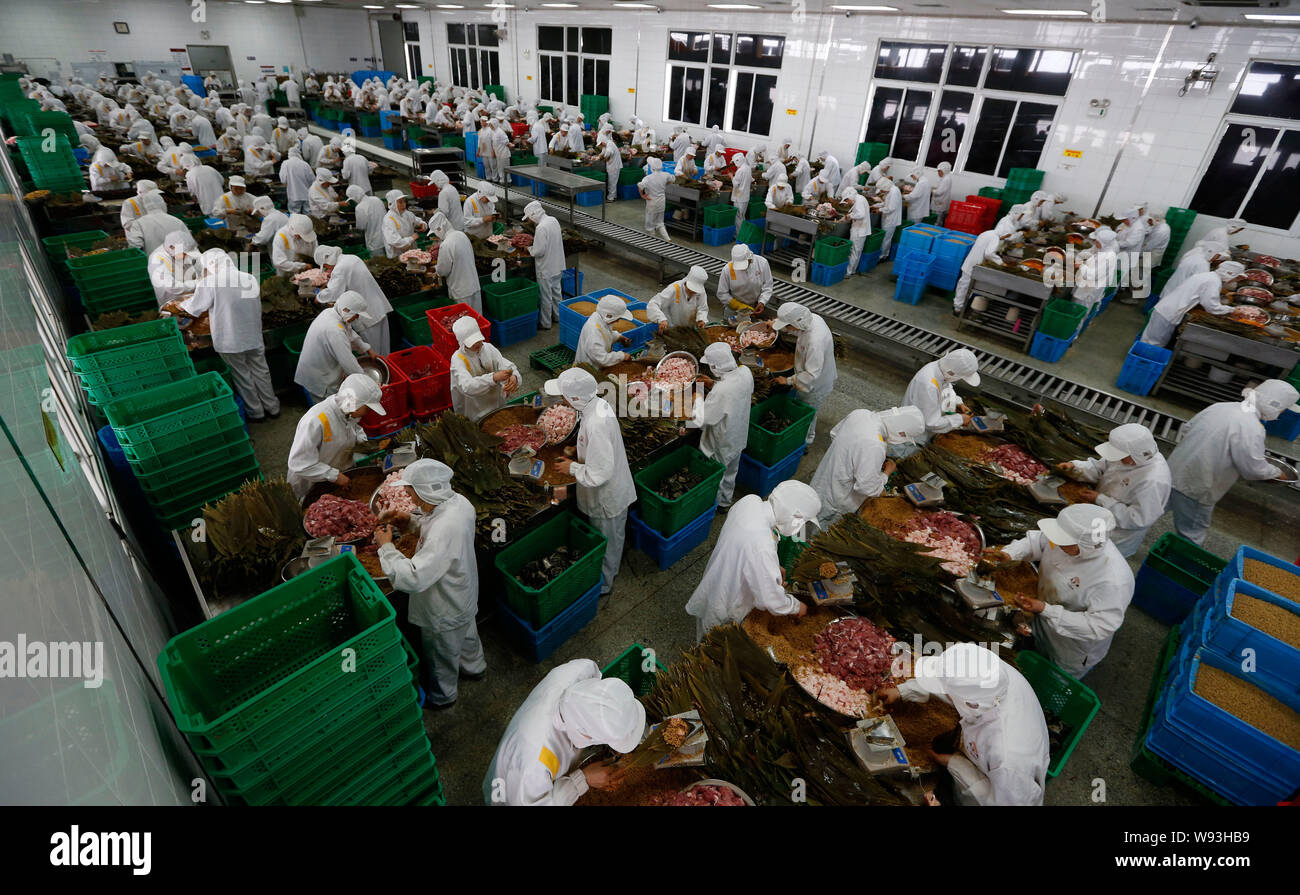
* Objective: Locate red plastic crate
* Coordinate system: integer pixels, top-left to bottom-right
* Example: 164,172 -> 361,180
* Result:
965,195 -> 1002,229
944,200 -> 987,235
359,359 -> 410,434
409,179 -> 439,199
510,121 -> 528,138
427,303 -> 492,359
386,345 -> 450,418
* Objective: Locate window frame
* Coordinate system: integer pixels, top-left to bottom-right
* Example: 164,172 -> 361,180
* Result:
661,30 -> 784,138
1188,115 -> 1300,236
447,23 -> 501,90
537,25 -> 612,106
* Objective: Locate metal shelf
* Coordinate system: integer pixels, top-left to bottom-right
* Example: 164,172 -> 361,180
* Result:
957,292 -> 1041,353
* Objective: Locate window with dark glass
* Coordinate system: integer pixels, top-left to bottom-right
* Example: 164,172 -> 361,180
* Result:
875,41 -> 946,83
582,28 -> 611,56
447,24 -> 465,45
1240,129 -> 1300,229
539,26 -> 564,52
893,90 -> 933,160
997,101 -> 1055,176
403,22 -> 419,43
946,46 -> 985,87
713,33 -> 732,65
567,27 -> 579,51
965,97 -> 1016,175
863,86 -> 903,146
669,32 -> 711,63
925,90 -> 972,168
1229,62 -> 1300,121
665,32 -> 782,135
707,69 -> 729,129
734,34 -> 784,69
1190,123 -> 1281,220
982,48 -> 1076,96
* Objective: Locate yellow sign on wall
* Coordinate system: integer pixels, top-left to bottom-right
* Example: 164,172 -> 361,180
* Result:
1063,149 -> 1083,159
628,88 -> 636,93
786,109 -> 797,116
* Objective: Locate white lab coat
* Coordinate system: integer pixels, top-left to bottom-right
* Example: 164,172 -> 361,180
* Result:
433,229 -> 481,312
646,280 -> 708,328
801,176 -> 834,206
530,120 -> 549,159
244,144 -> 276,178
731,163 -> 753,215
904,177 -> 931,222
685,494 -> 800,638
269,226 -> 317,276
307,181 -> 340,218
294,306 -> 368,398
879,184 -> 903,233
1066,454 -> 1171,557
341,153 -> 373,195
931,175 -> 952,219
300,134 -> 324,167
383,209 -> 422,258
670,132 -> 692,167
279,157 -> 316,211
284,80 -> 300,107
903,361 -> 964,442
820,154 -> 841,186
271,126 -> 296,158
483,658 -> 602,806
147,248 -> 199,308
765,182 -> 794,210
126,212 -> 190,257
250,210 -> 289,248
575,315 -> 629,368
791,313 -> 837,411
1168,400 -> 1278,506
180,266 -> 262,354
286,395 -> 366,500
1004,531 -> 1134,679
1141,271 -> 1231,346
790,158 -> 811,194
119,195 -> 150,230
462,193 -> 497,240
810,409 -> 888,526
186,164 -> 225,214
690,365 -> 753,506
316,254 -> 393,321
598,141 -> 622,195
191,115 -> 217,147
838,161 -> 871,194
954,228 -> 1003,311
530,214 -> 566,280
450,343 -> 519,419
639,170 -> 670,230
212,190 -> 256,220
437,185 -> 465,231
571,396 -> 636,520
380,493 -> 479,631
354,196 -> 387,256
717,256 -> 773,311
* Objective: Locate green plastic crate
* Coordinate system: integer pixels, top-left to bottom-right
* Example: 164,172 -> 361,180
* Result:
778,533 -> 809,574
1143,533 -> 1226,598
1165,206 -> 1196,231
813,236 -> 852,266
42,229 -> 108,264
485,84 -> 507,102
737,220 -> 769,245
977,186 -> 1004,201
855,141 -> 889,167
1006,167 -> 1045,189
702,204 -> 736,229
394,293 -> 452,345
633,445 -> 726,537
579,93 -> 608,120
145,462 -> 261,526
602,643 -> 667,698
66,317 -> 186,375
104,372 -> 239,446
79,353 -> 196,407
574,167 -> 607,182
494,511 -> 607,628
193,354 -> 234,386
66,246 -> 146,273
1016,650 -> 1100,778
157,554 -> 401,753
529,343 -> 575,374
747,393 -> 816,466
481,277 -> 540,320
81,283 -> 160,317
133,440 -> 260,495
618,167 -> 644,185
864,229 -> 886,253
1037,299 -> 1088,340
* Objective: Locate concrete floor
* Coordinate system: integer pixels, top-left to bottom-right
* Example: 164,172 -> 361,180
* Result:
245,171 -> 1293,806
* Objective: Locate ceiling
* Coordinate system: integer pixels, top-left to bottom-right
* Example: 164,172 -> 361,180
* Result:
240,0 -> 1299,24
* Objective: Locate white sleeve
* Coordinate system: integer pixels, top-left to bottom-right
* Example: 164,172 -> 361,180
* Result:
570,421 -> 615,489
1003,531 -> 1047,562
898,674 -> 952,704
287,416 -> 341,485
377,534 -> 452,595
1067,458 -> 1104,483
946,754 -> 995,805
644,293 -> 670,324
1039,581 -> 1128,644
449,352 -> 499,397
793,338 -> 826,394
1095,474 -> 1170,531
744,545 -> 800,617
1228,423 -> 1278,482
852,441 -> 889,500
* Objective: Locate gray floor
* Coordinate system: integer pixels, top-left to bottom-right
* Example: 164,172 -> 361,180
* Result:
246,178 -> 1293,806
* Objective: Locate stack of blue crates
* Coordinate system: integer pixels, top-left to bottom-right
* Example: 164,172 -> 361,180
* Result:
702,225 -> 736,246
627,506 -> 717,571
618,183 -> 640,200
811,260 -> 849,286
1029,330 -> 1075,363
891,224 -> 943,274
558,289 -> 655,351
893,252 -> 935,305
736,445 -> 806,499
1116,340 -> 1171,396
1141,546 -> 1300,804
928,232 -> 975,291
465,131 -> 478,164
561,268 -> 583,298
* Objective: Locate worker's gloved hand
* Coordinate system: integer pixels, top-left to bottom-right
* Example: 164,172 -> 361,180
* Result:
334,471 -> 351,488
366,349 -> 380,360
492,370 -> 512,384
373,523 -> 395,547
1055,461 -> 1074,472
1078,488 -> 1101,503
794,601 -> 808,618
657,321 -> 668,333
582,760 -> 621,790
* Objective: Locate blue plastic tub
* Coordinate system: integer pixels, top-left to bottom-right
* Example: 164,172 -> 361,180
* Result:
661,161 -> 676,175
558,288 -> 635,334
465,131 -> 478,163
531,182 -> 549,198
1143,291 -> 1161,313
702,225 -> 736,246
1265,408 -> 1300,441
475,158 -> 486,179
1201,577 -> 1300,696
1116,340 -> 1171,396
203,216 -> 226,229
1029,331 -> 1074,363
496,582 -> 600,663
1221,546 -> 1300,601
627,506 -> 717,571
858,249 -> 881,273
811,261 -> 849,287
893,275 -> 927,305
486,310 -> 540,348
559,290 -> 654,351
1132,563 -> 1204,626
561,268 -> 584,298
575,190 -> 603,207
617,183 -> 640,201
737,445 -> 806,499
96,424 -> 131,477
383,135 -> 404,151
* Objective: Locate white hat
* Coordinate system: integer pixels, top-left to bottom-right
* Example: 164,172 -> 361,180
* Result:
523,200 -> 544,222
768,480 -> 823,539
289,213 -> 315,237
313,244 -> 342,266
315,167 -> 338,183
391,458 -> 456,504
701,341 -> 737,374
937,348 -> 980,386
345,184 -> 366,203
685,265 -> 707,292
772,302 -> 811,332
1216,260 -> 1245,281
545,367 -> 600,411
228,175 -> 246,188
557,677 -> 646,754
1095,423 -> 1159,465
729,244 -> 751,271
335,373 -> 386,416
334,290 -> 370,322
252,195 -> 275,214
452,315 -> 485,348
596,294 -> 635,324
1037,504 -> 1115,551
878,406 -> 926,445
1247,379 -> 1300,421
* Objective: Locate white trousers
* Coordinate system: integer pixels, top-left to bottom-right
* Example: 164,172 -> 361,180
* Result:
1139,312 -> 1176,347
881,225 -> 896,259
847,232 -> 867,274
288,199 -> 309,214
419,619 -> 486,706
223,347 -> 281,419
1168,489 -> 1214,547
360,316 -> 390,356
954,268 -> 975,313
538,273 -> 563,329
715,450 -> 741,508
798,388 -> 828,445
453,288 -> 482,315
589,511 -> 628,596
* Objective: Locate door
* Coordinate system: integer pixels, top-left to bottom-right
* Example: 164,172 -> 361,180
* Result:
377,20 -> 407,77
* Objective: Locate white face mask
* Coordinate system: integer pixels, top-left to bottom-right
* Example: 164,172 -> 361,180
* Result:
774,517 -> 808,539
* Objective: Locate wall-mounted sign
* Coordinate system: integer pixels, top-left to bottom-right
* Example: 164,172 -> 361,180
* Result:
113,22 -> 130,34
786,109 -> 797,116
1063,149 -> 1082,159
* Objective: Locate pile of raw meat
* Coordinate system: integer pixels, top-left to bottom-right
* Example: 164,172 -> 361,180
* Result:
983,444 -> 1048,486
739,324 -> 775,348
792,666 -> 874,718
486,234 -> 510,247
373,470 -> 419,518
497,424 -> 546,453
813,617 -> 896,693
1230,305 -> 1268,324
897,511 -> 982,577
510,233 -> 533,249
537,404 -> 577,444
399,249 -> 432,265
292,268 -> 331,287
659,784 -> 746,807
303,494 -> 377,541
654,356 -> 697,387
815,202 -> 836,216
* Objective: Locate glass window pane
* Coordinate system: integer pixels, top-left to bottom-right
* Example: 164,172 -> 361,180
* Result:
596,59 -> 609,97
983,47 -> 1076,96
583,58 -> 595,96
1242,129 -> 1300,228
732,72 -> 753,133
403,22 -> 419,43
947,46 -> 985,87
713,33 -> 732,65
863,86 -> 903,145
539,26 -> 564,52
997,101 -> 1056,177
540,56 -> 552,100
707,68 -> 729,130
1230,62 -> 1300,121
926,90 -> 973,168
749,74 -> 776,136
488,51 -> 500,87
893,89 -> 932,161
477,24 -> 498,47
668,67 -> 685,121
966,97 -> 1015,175
448,24 -> 465,45
683,66 -> 704,124
581,27 -> 612,56
566,54 -> 579,106
1190,123 -> 1280,219
875,41 -> 945,83
567,27 -> 579,52
735,34 -> 784,70
669,31 -> 712,63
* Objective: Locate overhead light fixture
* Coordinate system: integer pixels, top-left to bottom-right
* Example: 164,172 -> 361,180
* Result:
244,1 -> 266,4
1001,8 -> 1087,15
613,1 -> 657,6
542,2 -> 580,5
268,0 -> 292,4
831,4 -> 898,9
436,3 -> 465,6
708,3 -> 762,7
1243,13 -> 1300,21
363,3 -> 386,7
395,2 -> 421,6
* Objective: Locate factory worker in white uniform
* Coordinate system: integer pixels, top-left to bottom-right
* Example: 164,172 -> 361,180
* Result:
120,180 -> 160,230
340,144 -> 376,196
430,211 -> 482,314
270,213 -> 318,277
647,265 -> 710,331
1143,214 -> 1171,267
903,348 -> 980,443
307,167 -> 341,219
180,249 -> 280,421
271,118 -> 296,157
730,151 -> 754,231
801,169 -> 836,206
765,169 -> 794,210
702,124 -> 725,155
382,189 -> 426,258
462,182 -> 499,240
530,113 -> 550,163
788,154 -> 811,195
717,243 -> 773,314
688,342 -> 755,511
903,170 -> 931,223
190,113 -> 217,148
211,175 -> 256,222
1202,218 -> 1245,250
287,373 -> 386,500
156,141 -> 192,179
639,156 -> 672,241
669,128 -> 692,168
313,244 -> 392,355
351,187 -> 387,257
1166,379 -> 1298,546
840,184 -> 872,276
549,123 -> 571,155
954,218 -> 1015,314
567,114 -> 588,153
878,643 -> 1049,807
525,200 -> 566,330
772,302 -> 837,445
703,146 -> 729,180
147,231 -> 201,308
1057,423 -> 1170,558
89,147 -> 132,192
1115,206 -> 1148,255
686,480 -> 822,640
250,196 -> 288,249
182,155 -> 225,215
595,134 -> 622,201
449,316 -> 519,419
376,459 -> 485,708
817,150 -> 841,188
243,135 -> 277,178
294,292 -> 379,403
126,203 -> 192,257
483,660 -> 645,806
1138,261 -> 1243,347
931,162 -> 953,225
429,170 -> 464,231
279,147 -> 316,215
548,368 -> 637,598
997,504 -> 1134,679
876,176 -> 903,258
1162,243 -> 1225,298
575,295 -> 634,368
810,406 -> 925,528
838,159 -> 873,194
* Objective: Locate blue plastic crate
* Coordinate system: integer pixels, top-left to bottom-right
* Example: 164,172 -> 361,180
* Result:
931,237 -> 972,266
928,269 -> 960,291
627,505 -> 717,571
858,249 -> 881,273
896,224 -> 936,255
811,260 -> 849,286
661,161 -> 676,175
1220,546 -> 1300,602
559,288 -> 635,333
1116,341 -> 1171,396
1199,580 -> 1300,699
496,581 -> 600,663
893,275 -> 927,305
486,310 -> 539,348
475,158 -> 486,179
575,189 -> 603,207
561,268 -> 584,298
702,225 -> 736,246
737,445 -> 806,499
1265,408 -> 1300,441
1029,331 -> 1074,363
383,135 -> 404,151
897,250 -> 935,279
531,181 -> 549,198
617,183 -> 640,200
465,131 -> 478,163
1132,563 -> 1203,626
203,216 -> 226,229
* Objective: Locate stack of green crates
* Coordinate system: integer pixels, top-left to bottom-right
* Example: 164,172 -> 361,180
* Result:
66,247 -> 157,315
481,276 -> 540,320
1164,206 -> 1196,262
157,554 -> 443,806
855,141 -> 889,168
579,94 -> 609,122
42,229 -> 109,274
618,167 -> 644,186
1006,167 -> 1044,192
15,134 -> 85,192
66,318 -> 196,408
102,372 -> 261,530
10,108 -> 79,146
977,186 -> 1004,202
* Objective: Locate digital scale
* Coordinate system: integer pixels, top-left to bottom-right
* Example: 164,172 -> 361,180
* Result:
903,472 -> 947,508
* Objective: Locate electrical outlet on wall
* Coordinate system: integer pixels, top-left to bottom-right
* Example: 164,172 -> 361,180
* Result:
1088,98 -> 1110,118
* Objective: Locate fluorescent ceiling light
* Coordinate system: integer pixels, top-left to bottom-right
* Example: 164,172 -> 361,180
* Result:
363,3 -> 386,7
395,2 -> 421,6
832,4 -> 898,9
436,3 -> 464,6
1243,13 -> 1300,21
1001,8 -> 1087,15
542,2 -> 580,5
614,1 -> 657,6
708,3 -> 762,7
244,1 -> 266,4
268,0 -> 292,4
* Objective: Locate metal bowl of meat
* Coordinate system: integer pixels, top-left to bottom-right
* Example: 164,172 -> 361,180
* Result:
1267,456 -> 1299,483
1234,285 -> 1276,305
669,779 -> 755,807
654,350 -> 699,387
358,356 -> 391,386
1244,268 -> 1275,286
536,402 -> 579,446
737,320 -> 777,349
302,491 -> 379,544
1228,306 -> 1271,326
